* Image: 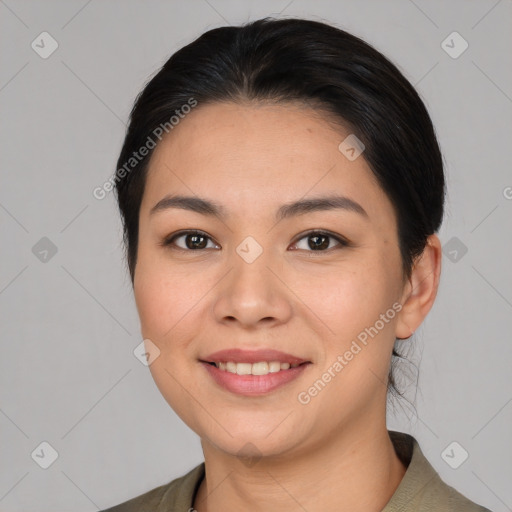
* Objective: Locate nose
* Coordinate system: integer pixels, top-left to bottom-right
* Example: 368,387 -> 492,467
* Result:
212,243 -> 293,329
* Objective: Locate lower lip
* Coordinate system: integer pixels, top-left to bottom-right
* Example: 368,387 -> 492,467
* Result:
201,362 -> 310,396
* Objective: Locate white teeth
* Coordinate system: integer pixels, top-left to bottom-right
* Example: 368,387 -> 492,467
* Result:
252,362 -> 269,375
269,361 -> 281,373
236,363 -> 252,375
214,361 -> 301,376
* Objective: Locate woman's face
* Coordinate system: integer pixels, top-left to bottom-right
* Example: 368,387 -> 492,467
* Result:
134,101 -> 410,460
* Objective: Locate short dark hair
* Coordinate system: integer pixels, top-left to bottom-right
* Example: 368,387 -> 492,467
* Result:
114,17 -> 445,401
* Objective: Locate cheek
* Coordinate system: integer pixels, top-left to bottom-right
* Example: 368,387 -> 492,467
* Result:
296,260 -> 398,335
133,255 -> 216,344
133,259 -> 208,429
134,253 -> 185,339
291,258 -> 402,390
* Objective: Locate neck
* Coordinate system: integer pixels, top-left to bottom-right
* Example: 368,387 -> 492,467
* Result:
193,422 -> 407,512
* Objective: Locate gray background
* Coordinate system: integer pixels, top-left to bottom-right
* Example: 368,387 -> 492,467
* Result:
0,0 -> 511,511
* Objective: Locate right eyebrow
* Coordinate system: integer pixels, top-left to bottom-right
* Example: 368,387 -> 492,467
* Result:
150,195 -> 225,217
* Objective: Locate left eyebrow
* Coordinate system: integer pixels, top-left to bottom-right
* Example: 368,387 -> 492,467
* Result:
149,194 -> 369,221
276,195 -> 369,221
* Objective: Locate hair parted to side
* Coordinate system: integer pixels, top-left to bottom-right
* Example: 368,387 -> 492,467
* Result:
114,17 -> 445,402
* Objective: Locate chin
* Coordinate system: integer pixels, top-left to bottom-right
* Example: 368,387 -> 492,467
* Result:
205,431 -> 299,463
196,414 -> 307,461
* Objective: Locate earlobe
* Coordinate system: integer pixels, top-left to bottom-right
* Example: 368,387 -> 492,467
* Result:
395,234 -> 442,340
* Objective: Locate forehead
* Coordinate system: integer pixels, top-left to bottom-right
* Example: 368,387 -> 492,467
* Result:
148,100 -> 349,168
141,101 -> 392,223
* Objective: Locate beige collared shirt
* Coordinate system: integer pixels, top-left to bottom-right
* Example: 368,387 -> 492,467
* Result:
101,431 -> 492,511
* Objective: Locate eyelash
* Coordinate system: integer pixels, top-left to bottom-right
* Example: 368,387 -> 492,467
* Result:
160,229 -> 350,255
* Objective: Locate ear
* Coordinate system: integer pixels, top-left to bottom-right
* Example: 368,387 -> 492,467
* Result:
395,234 -> 442,339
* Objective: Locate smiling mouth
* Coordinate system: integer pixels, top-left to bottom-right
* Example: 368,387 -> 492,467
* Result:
204,361 -> 308,376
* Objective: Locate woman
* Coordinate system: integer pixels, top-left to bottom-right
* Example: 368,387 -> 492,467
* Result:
102,17 -> 492,512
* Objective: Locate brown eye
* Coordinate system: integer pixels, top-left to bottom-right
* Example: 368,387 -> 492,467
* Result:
164,230 -> 219,250
292,231 -> 348,252
307,233 -> 330,250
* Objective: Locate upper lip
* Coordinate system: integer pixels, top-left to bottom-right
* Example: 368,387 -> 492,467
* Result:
202,349 -> 309,365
